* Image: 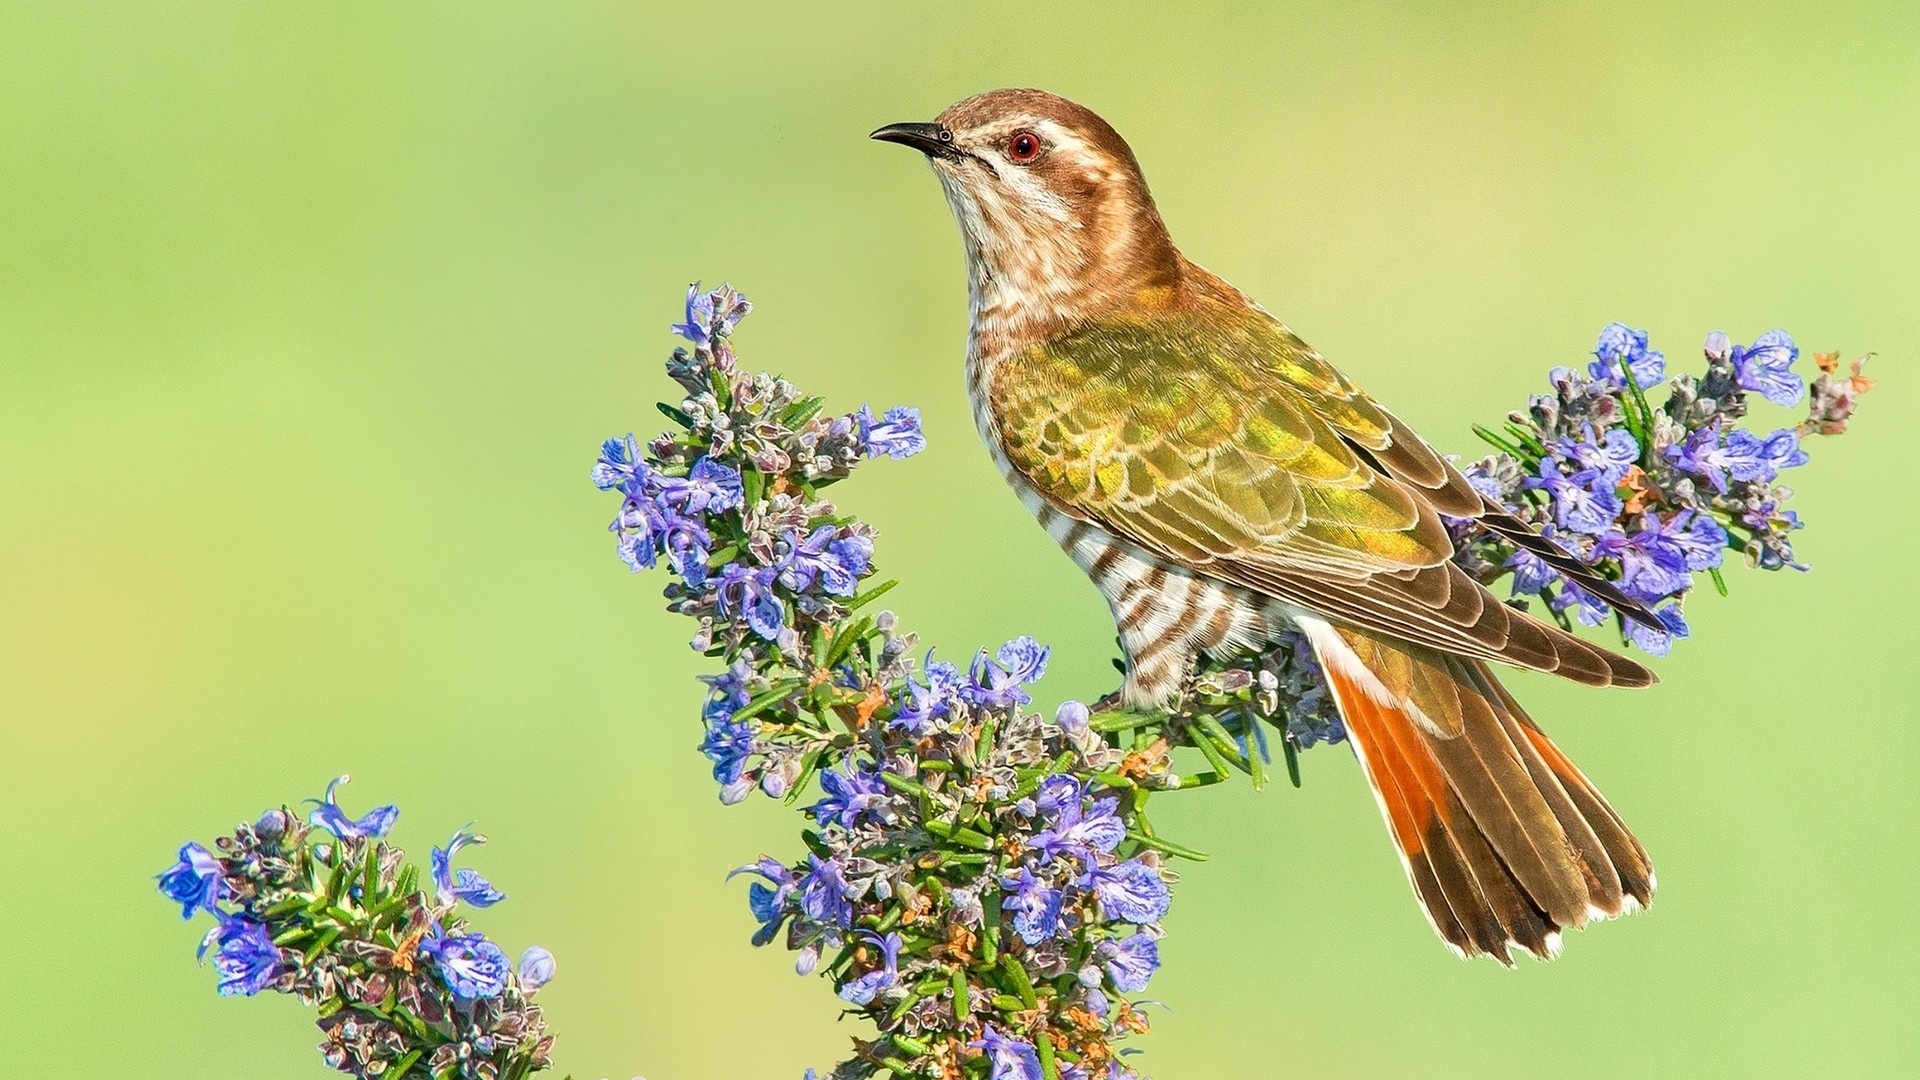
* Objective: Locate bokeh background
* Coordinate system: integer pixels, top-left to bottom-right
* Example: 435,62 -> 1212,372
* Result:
3,2 -> 1916,1077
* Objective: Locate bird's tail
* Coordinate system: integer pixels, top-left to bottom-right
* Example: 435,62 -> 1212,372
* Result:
1299,616 -> 1654,963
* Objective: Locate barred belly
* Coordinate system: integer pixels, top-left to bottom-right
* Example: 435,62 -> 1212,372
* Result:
966,380 -> 1271,705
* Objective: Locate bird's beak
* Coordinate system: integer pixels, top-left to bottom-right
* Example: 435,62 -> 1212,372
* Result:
869,121 -> 958,158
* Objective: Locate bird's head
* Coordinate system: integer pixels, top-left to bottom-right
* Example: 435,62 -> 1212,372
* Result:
872,89 -> 1181,335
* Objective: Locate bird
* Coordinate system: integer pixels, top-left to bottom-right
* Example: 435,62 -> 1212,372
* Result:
871,88 -> 1662,964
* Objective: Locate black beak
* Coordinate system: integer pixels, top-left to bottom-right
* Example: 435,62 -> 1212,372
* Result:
869,121 -> 957,158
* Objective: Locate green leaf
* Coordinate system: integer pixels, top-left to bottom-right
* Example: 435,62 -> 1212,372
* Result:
1126,829 -> 1210,862
1708,566 -> 1729,596
655,402 -> 697,429
1282,735 -> 1302,788
847,578 -> 898,613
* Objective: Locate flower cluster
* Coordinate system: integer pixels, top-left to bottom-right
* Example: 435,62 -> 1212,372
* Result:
1449,323 -> 1870,657
156,777 -> 557,1080
596,289 -> 1872,1077
603,286 -> 1181,1078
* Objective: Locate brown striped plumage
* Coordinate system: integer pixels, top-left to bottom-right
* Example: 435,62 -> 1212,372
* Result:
876,88 -> 1659,961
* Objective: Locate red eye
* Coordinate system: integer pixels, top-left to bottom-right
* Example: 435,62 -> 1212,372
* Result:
1006,130 -> 1043,163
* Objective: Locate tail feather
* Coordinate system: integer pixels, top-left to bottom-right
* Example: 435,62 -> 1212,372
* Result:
1302,616 -> 1653,963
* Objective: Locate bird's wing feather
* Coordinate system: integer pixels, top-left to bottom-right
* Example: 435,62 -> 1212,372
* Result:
988,304 -> 1654,688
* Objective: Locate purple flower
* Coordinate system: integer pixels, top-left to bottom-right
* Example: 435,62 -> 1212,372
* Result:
198,916 -> 280,997
1505,548 -> 1563,596
856,405 -> 927,460
729,856 -> 798,946
971,1027 -> 1045,1080
592,434 -> 649,492
610,496 -> 668,572
1731,329 -> 1803,407
659,457 -> 745,516
1624,603 -> 1690,657
517,945 -> 556,991
1526,462 -> 1624,536
779,525 -> 873,597
811,762 -> 894,830
1028,777 -> 1126,863
837,931 -> 904,1006
890,653 -> 964,735
715,562 -> 785,640
1589,323 -> 1666,390
305,775 -> 398,840
660,511 -> 713,586
1551,427 -> 1640,486
669,283 -> 750,347
421,928 -> 511,1001
1665,511 -> 1729,571
157,842 -> 225,920
1002,865 -> 1068,944
1550,580 -> 1612,627
1590,526 -> 1691,604
799,854 -> 856,928
432,826 -> 507,909
700,712 -> 758,800
1100,934 -> 1160,993
1085,859 -> 1171,924
965,636 -> 1051,708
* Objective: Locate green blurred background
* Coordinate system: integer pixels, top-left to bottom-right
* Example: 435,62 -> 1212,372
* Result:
3,2 -> 1915,1077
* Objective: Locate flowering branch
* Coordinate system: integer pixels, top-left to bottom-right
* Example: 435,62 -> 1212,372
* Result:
155,282 -> 1872,1080
157,777 -> 558,1079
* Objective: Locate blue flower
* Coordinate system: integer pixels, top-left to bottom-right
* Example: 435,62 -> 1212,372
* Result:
197,916 -> 279,997
669,283 -> 751,347
1100,934 -> 1161,993
659,457 -> 745,516
971,1027 -> 1045,1080
1084,859 -> 1171,924
592,434 -> 653,493
1549,580 -> 1612,627
305,775 -> 398,840
1505,547 -> 1563,596
1589,323 -> 1666,390
811,762 -> 894,830
1526,461 -> 1624,536
700,712 -> 758,799
799,854 -> 856,928
1590,526 -> 1691,604
421,927 -> 511,1001
856,405 -> 927,460
702,659 -> 752,723
1002,865 -> 1068,944
517,945 -> 556,991
157,841 -> 225,920
729,856 -> 799,946
837,931 -> 904,1006
1731,329 -> 1803,407
432,826 -> 508,909
659,510 -> 713,586
1659,511 -> 1728,572
965,636 -> 1051,708
610,496 -> 668,572
779,525 -> 873,597
1623,603 -> 1690,657
1551,427 -> 1640,487
890,652 -> 964,735
715,562 -> 785,640
1028,777 -> 1126,863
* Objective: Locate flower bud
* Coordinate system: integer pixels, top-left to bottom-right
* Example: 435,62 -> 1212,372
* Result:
517,945 -> 556,991
255,809 -> 290,840
1055,700 -> 1090,736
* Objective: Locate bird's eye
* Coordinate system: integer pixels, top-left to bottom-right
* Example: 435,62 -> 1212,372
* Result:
1006,130 -> 1043,164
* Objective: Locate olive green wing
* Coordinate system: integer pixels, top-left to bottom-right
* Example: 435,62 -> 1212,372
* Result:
988,308 -> 1653,689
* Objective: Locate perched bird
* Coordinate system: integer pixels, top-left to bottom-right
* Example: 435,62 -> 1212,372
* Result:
872,88 -> 1662,963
